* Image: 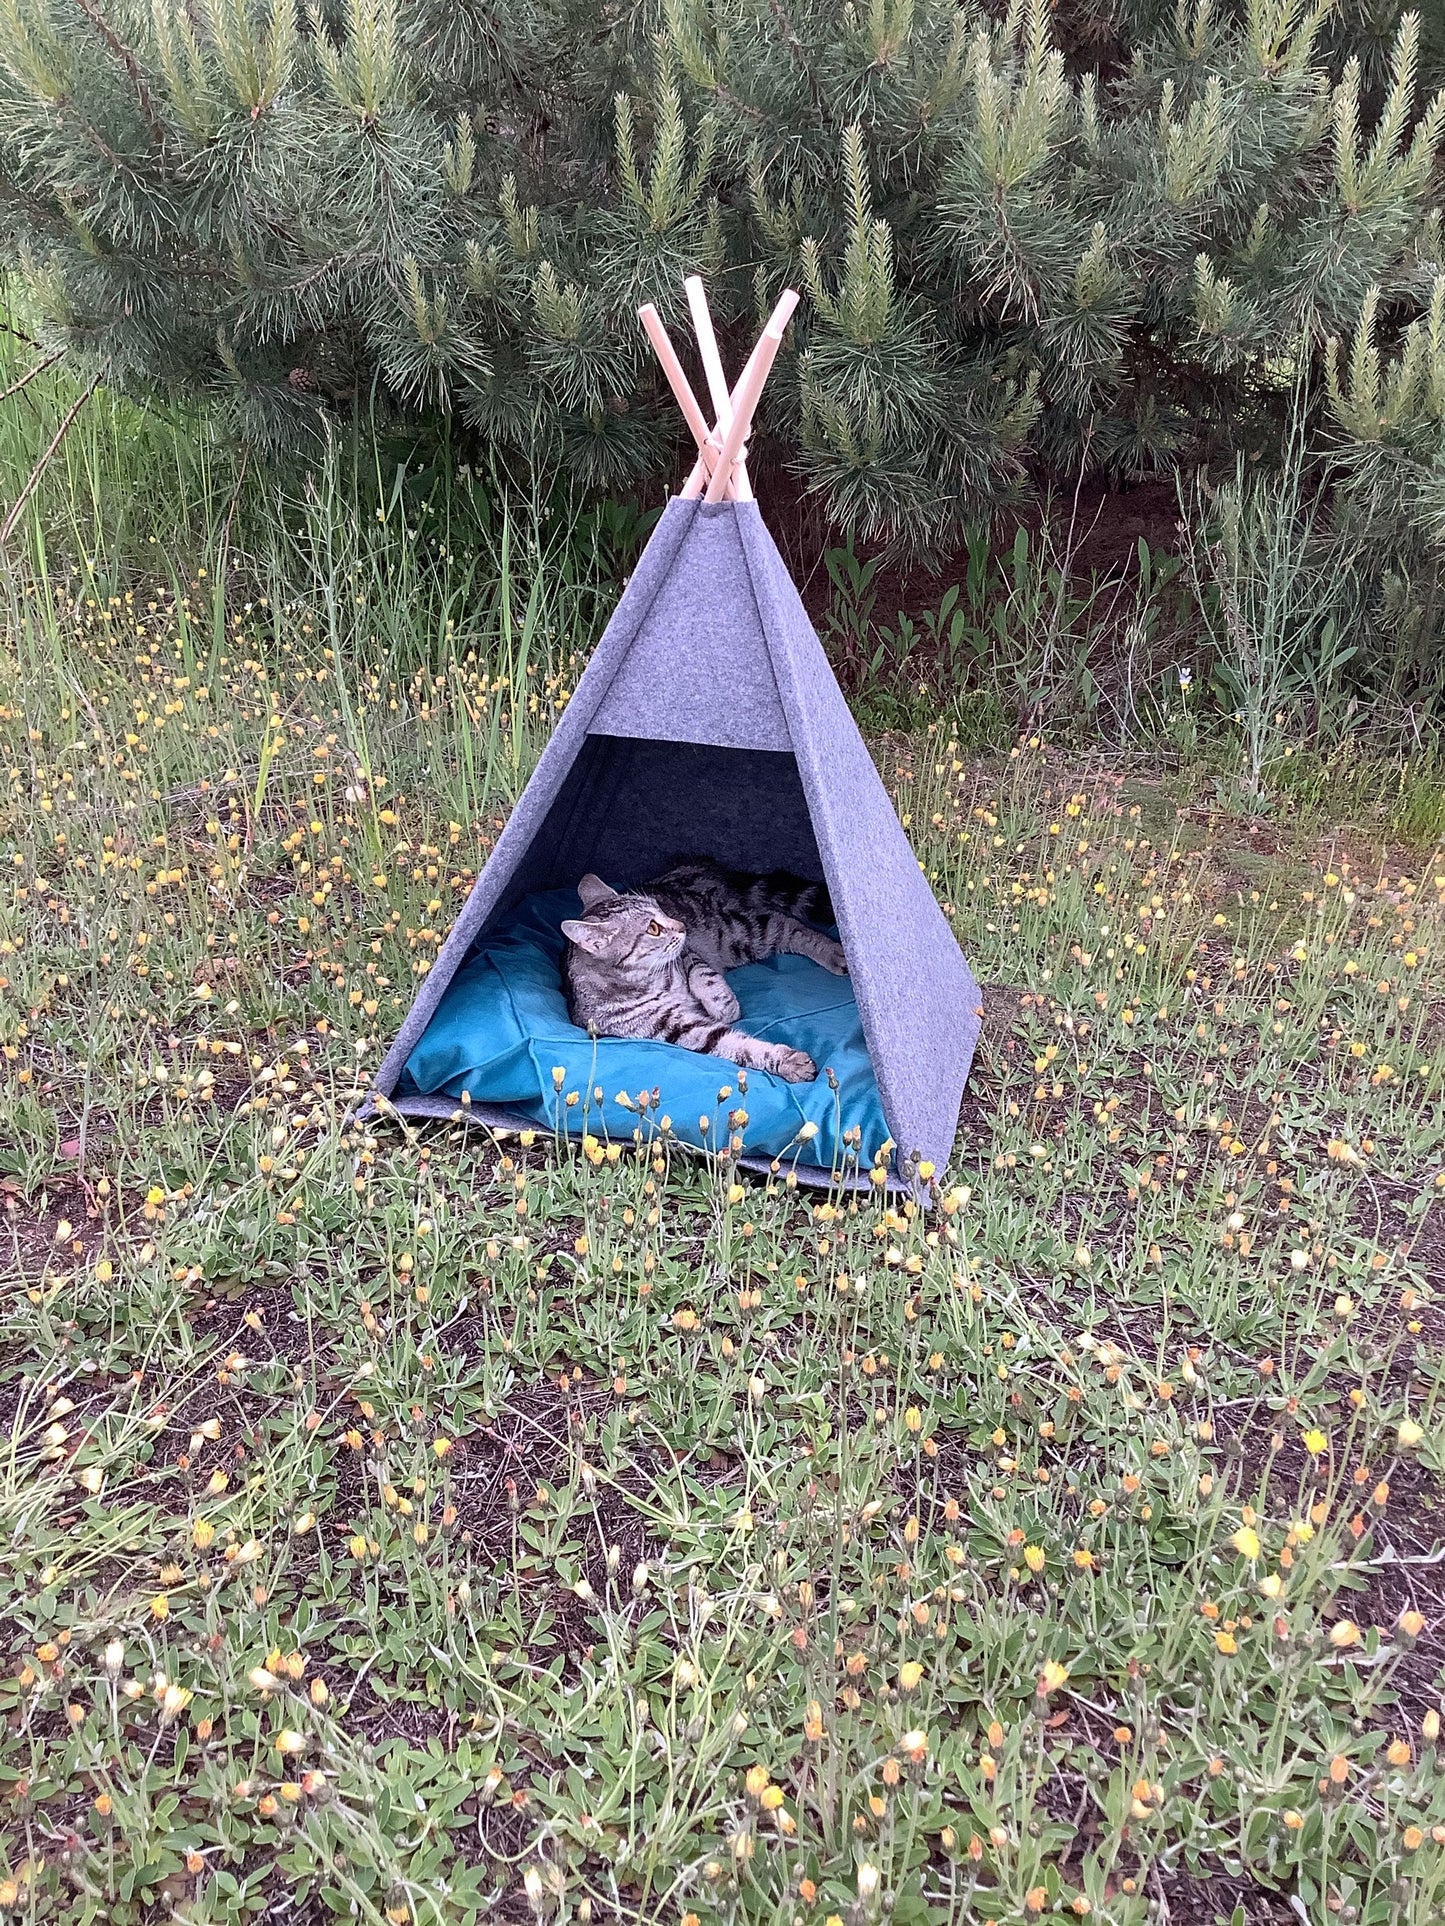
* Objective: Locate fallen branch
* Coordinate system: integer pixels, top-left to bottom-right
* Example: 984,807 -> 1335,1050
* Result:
0,362 -> 108,549
0,349 -> 63,404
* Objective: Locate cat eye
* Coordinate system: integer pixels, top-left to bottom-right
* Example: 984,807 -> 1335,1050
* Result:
647,920 -> 662,935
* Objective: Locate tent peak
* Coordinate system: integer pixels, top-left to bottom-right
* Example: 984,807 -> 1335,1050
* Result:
638,278 -> 798,505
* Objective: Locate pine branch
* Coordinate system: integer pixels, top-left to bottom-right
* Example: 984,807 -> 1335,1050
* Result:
764,0 -> 834,133
68,0 -> 169,147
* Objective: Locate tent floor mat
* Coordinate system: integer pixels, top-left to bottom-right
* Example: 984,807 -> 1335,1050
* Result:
392,884 -> 890,1172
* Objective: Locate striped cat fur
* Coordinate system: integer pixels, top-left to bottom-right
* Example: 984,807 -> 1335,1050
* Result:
561,856 -> 847,1083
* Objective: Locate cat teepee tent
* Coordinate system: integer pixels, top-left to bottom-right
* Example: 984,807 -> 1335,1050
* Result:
365,279 -> 982,1187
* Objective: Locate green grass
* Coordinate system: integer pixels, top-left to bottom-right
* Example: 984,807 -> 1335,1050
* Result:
2,354 -> 1445,1925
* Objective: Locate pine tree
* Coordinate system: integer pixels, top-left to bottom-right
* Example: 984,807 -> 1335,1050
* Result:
1325,271 -> 1445,696
1,0 -> 1442,553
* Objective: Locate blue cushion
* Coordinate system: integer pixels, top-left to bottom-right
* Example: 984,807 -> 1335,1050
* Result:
398,887 -> 888,1170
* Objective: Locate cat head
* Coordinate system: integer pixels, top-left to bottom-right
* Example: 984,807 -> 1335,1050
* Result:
561,874 -> 687,969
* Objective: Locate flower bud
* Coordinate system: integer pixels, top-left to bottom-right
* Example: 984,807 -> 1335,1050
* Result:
1397,1609 -> 1425,1649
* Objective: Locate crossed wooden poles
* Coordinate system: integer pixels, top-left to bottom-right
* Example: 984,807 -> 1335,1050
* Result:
637,276 -> 800,504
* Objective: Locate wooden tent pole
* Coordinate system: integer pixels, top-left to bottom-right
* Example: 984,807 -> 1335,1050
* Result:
680,338 -> 757,500
637,304 -> 716,464
638,302 -> 727,501
684,274 -> 750,501
703,288 -> 798,504
639,282 -> 799,504
683,287 -> 799,499
684,275 -> 732,434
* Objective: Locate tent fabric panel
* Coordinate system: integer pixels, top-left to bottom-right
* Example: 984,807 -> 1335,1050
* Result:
587,508 -> 792,751
735,505 -> 982,1174
368,497 -> 702,1107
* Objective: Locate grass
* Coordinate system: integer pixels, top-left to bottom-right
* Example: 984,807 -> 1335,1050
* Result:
1,356 -> 1445,1925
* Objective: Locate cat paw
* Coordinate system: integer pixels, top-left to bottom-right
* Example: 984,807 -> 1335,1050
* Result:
819,941 -> 848,974
774,1048 -> 817,1083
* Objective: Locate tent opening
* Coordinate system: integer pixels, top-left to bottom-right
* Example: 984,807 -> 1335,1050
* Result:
474,734 -> 827,913
395,732 -> 890,1174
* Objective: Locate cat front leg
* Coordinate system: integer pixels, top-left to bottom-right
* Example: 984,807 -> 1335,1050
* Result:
687,960 -> 740,1023
710,1028 -> 816,1083
771,917 -> 848,975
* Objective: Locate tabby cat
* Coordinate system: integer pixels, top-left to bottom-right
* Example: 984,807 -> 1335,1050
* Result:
560,856 -> 846,1083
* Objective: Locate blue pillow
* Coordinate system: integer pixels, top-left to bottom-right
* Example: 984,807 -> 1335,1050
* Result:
398,887 -> 888,1171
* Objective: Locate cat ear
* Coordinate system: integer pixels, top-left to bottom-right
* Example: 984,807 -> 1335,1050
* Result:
561,918 -> 611,954
577,873 -> 617,909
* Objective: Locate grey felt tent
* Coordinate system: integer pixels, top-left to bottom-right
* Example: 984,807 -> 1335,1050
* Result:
365,281 -> 982,1186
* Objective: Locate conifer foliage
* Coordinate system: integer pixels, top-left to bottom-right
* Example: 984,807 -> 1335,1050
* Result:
1,0 -> 1443,548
